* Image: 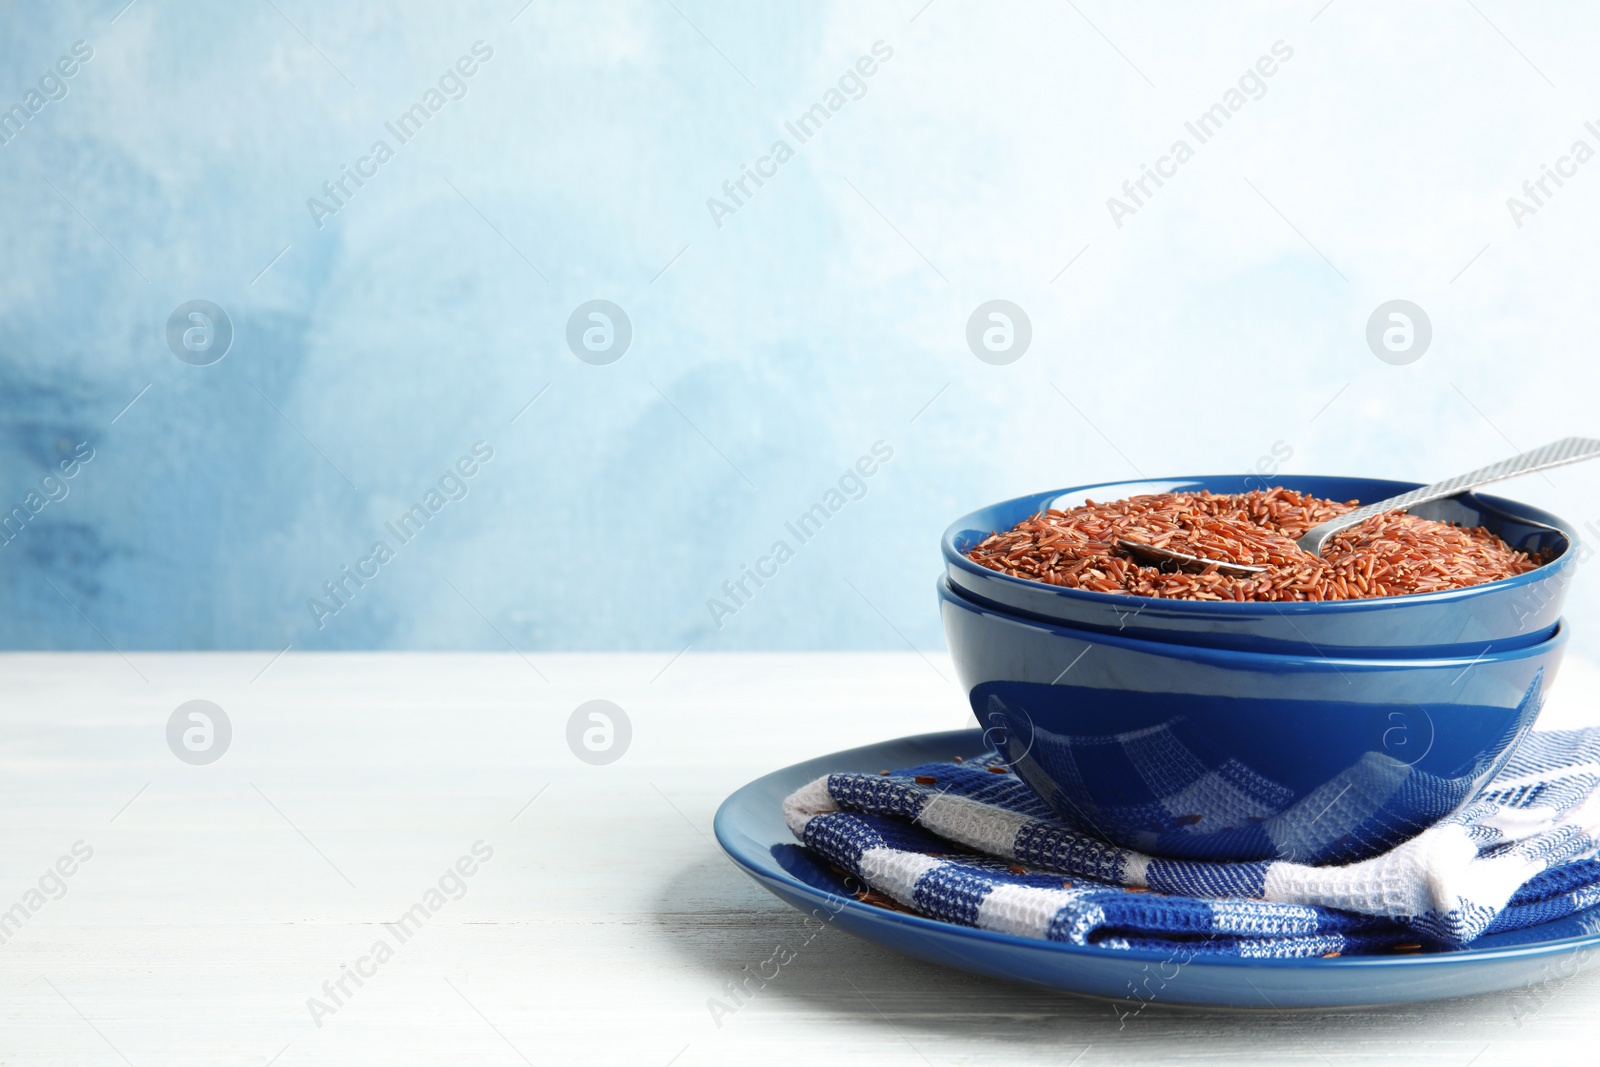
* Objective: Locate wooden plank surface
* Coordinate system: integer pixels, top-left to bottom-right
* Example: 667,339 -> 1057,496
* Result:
1,651 -> 1598,1066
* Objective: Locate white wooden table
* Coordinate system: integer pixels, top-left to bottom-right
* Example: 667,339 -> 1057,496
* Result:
3,651 -> 1599,1066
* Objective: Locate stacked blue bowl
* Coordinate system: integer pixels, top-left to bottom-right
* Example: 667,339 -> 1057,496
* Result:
939,476 -> 1577,865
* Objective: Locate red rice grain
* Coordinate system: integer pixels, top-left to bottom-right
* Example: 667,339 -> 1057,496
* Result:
965,488 -> 1539,602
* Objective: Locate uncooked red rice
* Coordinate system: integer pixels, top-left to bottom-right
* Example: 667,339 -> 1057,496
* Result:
965,488 -> 1540,602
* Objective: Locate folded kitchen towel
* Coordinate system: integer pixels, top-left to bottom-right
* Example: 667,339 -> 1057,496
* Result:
783,728 -> 1600,957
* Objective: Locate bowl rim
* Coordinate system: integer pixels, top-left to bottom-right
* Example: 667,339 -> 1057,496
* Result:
938,574 -> 1570,667
941,475 -> 1579,616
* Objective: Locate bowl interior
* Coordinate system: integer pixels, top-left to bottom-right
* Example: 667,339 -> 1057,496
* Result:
945,475 -> 1574,591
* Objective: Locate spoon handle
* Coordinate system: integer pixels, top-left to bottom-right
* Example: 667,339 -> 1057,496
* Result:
1297,437 -> 1600,555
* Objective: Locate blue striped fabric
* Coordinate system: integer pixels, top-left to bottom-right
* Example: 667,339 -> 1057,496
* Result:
783,729 -> 1600,957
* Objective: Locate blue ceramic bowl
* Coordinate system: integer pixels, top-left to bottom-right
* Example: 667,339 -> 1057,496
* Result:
943,476 -> 1577,657
938,576 -> 1567,864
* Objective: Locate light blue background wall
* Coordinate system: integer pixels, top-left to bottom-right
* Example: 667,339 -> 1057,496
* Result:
3,1 -> 1599,656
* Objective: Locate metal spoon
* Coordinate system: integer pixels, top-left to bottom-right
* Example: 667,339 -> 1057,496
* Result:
1115,437 -> 1600,575
1114,538 -> 1268,577
1296,437 -> 1600,555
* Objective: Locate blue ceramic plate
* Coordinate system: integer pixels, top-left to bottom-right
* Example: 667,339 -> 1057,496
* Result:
714,729 -> 1600,1008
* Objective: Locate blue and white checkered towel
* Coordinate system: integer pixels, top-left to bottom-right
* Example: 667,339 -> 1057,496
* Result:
784,729 -> 1600,957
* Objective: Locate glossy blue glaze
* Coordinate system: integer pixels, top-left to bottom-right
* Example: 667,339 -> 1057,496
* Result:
938,577 -> 1567,863
715,730 -> 1600,1008
943,476 -> 1577,657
